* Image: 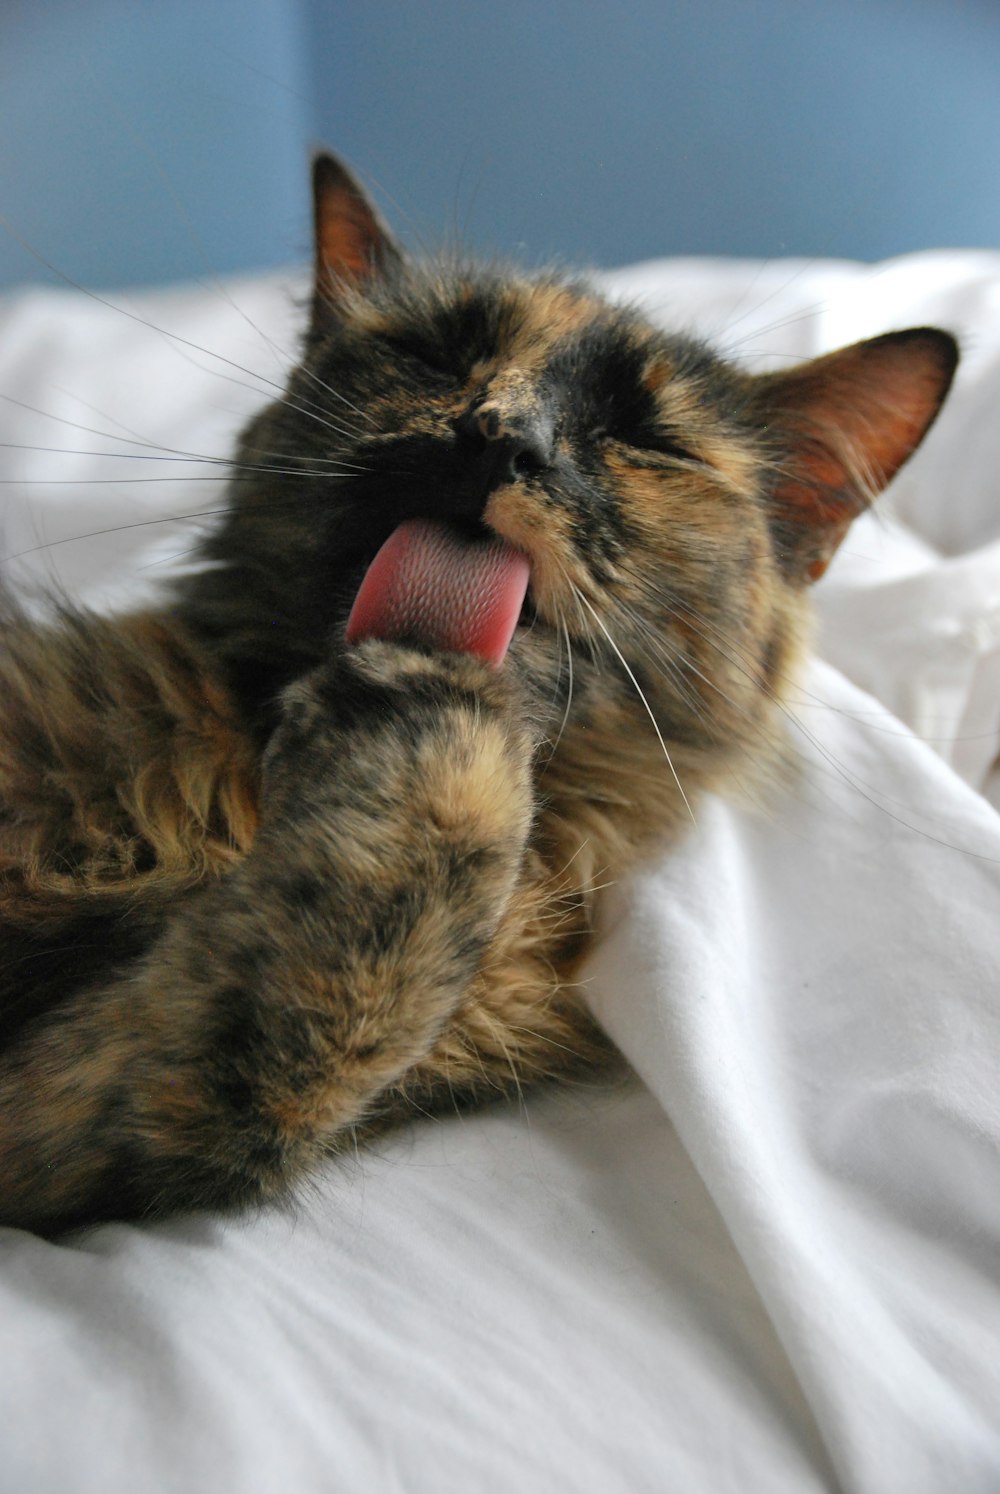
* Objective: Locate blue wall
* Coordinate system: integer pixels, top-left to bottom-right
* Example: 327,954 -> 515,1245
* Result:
310,0 -> 1000,267
0,0 -> 312,289
2,0 -> 999,289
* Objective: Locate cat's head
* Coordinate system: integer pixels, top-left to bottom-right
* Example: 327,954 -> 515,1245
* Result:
198,153 -> 957,780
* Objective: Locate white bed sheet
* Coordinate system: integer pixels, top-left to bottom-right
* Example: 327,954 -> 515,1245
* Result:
1,252 -> 999,1493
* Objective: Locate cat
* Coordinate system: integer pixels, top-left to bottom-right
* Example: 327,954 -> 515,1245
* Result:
0,153 -> 957,1234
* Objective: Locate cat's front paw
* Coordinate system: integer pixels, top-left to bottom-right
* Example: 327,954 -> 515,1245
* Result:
341,634 -> 524,709
264,639 -> 537,874
272,638 -> 532,765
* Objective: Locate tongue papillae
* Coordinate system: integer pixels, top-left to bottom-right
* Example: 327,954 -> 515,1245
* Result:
345,518 -> 531,666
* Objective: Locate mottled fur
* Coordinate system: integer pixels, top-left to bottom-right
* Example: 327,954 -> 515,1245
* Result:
0,156 -> 956,1232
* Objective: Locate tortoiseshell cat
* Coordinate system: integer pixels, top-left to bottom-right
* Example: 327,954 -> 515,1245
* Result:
0,155 -> 956,1233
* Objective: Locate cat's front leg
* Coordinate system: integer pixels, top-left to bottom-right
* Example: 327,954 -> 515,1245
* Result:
249,638 -> 538,1103
0,641 -> 536,1231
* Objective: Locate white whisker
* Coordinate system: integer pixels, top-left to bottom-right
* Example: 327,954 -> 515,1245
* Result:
572,587 -> 697,827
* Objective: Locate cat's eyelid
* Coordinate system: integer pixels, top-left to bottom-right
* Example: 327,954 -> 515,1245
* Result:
642,434 -> 701,463
596,426 -> 701,465
377,331 -> 454,377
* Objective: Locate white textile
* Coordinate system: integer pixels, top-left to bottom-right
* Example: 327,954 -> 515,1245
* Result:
1,251 -> 999,1493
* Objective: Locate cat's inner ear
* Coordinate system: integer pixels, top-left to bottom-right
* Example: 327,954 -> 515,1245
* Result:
755,328 -> 958,584
311,152 -> 402,324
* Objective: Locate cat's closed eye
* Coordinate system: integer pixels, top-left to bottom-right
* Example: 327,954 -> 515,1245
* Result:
589,417 -> 699,464
377,332 -> 459,380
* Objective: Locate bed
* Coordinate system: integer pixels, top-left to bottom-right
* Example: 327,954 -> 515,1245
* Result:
1,250 -> 999,1492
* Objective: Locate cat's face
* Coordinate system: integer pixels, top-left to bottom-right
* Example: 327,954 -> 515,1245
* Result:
203,155 -> 957,769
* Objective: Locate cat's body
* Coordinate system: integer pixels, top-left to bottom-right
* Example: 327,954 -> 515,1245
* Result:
0,157 -> 957,1233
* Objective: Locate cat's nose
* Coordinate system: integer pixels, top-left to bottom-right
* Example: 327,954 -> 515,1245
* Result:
454,401 -> 555,485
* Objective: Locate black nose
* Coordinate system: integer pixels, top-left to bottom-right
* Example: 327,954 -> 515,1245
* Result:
454,401 -> 555,486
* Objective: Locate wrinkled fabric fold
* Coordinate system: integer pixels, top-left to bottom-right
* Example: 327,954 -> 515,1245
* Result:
586,659 -> 1000,1493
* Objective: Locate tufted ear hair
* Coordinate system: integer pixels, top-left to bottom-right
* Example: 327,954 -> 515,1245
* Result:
310,151 -> 403,329
752,328 -> 958,584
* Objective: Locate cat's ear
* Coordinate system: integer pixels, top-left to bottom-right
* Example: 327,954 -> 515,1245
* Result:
310,151 -> 403,327
753,328 -> 957,584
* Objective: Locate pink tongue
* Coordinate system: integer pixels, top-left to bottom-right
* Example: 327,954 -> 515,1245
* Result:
345,519 -> 531,666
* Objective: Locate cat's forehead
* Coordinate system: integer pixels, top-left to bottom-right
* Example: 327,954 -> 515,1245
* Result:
489,278 -> 609,354
350,268 -> 661,369
327,265 -> 743,436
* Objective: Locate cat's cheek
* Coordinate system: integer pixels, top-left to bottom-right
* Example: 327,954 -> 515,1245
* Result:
484,488 -> 600,624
